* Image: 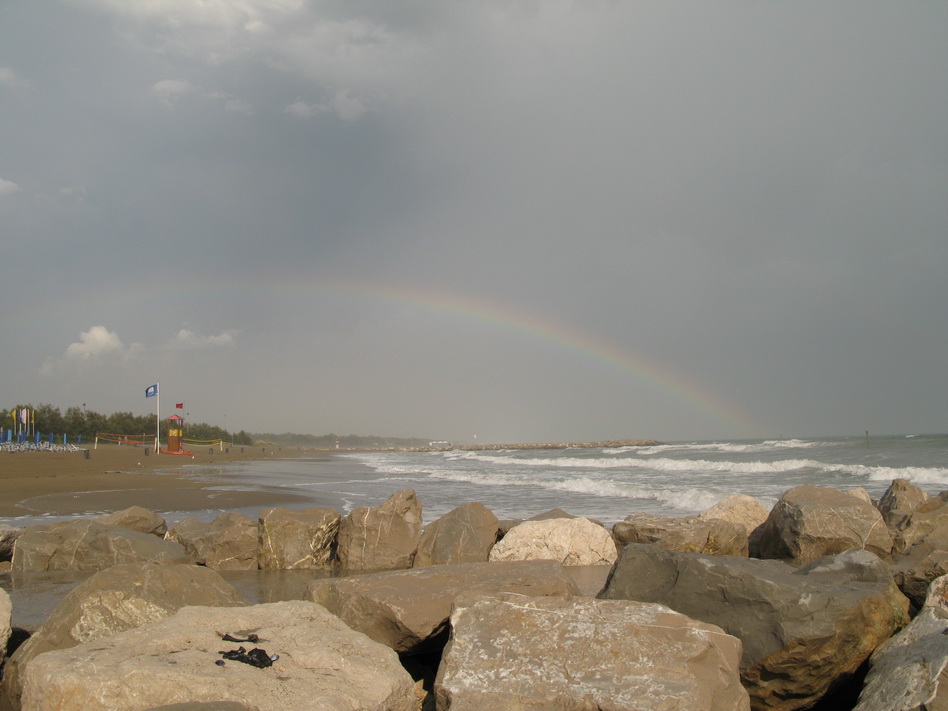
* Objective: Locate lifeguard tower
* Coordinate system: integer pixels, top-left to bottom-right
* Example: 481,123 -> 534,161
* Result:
163,414 -> 191,455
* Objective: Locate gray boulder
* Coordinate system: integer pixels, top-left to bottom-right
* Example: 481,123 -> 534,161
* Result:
0,588 -> 11,655
257,506 -> 339,570
877,478 -> 930,528
19,601 -> 418,711
496,509 -> 587,537
309,559 -> 579,654
756,484 -> 893,564
414,502 -> 498,567
889,493 -> 948,556
599,544 -> 910,711
336,490 -> 422,572
0,524 -> 23,561
699,493 -> 771,535
436,593 -> 749,711
527,507 -> 578,521
167,513 -> 258,570
1,563 -> 244,711
11,520 -> 191,572
97,506 -> 168,537
612,512 -> 748,556
145,704 -> 254,711
892,522 -> 948,608
488,517 -> 617,566
848,487 -> 874,505
854,573 -> 948,711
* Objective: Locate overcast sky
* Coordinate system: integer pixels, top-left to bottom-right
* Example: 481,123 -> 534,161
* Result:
1,1 -> 946,444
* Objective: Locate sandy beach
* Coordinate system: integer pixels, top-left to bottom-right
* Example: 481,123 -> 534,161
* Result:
0,444 -> 327,519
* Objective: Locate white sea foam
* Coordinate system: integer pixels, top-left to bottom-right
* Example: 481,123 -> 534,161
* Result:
338,437 -> 948,520
348,451 -> 948,489
861,465 -> 948,485
439,451 -> 828,474
607,439 -> 832,456
418,469 -> 725,513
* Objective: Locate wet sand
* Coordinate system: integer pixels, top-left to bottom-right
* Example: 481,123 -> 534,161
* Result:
0,444 -> 328,518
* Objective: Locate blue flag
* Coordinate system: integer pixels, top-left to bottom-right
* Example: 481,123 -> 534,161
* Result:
145,384 -> 158,398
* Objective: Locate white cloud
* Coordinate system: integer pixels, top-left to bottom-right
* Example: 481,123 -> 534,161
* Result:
78,0 -> 303,28
209,91 -> 254,114
151,78 -> 194,106
169,328 -> 239,350
329,88 -> 365,122
79,0 -> 414,101
222,96 -> 254,114
0,67 -> 28,87
42,325 -> 236,375
285,99 -> 325,119
0,177 -> 20,197
64,325 -> 126,360
58,185 -> 87,199
284,89 -> 365,121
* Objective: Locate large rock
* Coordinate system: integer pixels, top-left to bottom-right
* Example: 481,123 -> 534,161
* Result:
755,484 -> 893,564
848,487 -> 874,505
413,502 -> 498,567
612,512 -> 748,556
97,506 -> 168,537
700,493 -> 771,535
0,588 -> 11,654
892,522 -> 948,608
436,593 -> 749,711
167,513 -> 258,570
1,563 -> 244,711
309,560 -> 579,654
336,490 -> 422,572
257,507 -> 339,570
0,525 -> 23,561
488,517 -> 617,566
854,573 -> 948,711
889,493 -> 948,556
145,704 -> 253,711
19,601 -> 418,711
599,544 -> 910,711
11,520 -> 191,572
877,478 -> 930,528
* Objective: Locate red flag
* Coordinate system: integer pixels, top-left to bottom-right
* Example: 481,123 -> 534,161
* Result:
175,403 -> 184,409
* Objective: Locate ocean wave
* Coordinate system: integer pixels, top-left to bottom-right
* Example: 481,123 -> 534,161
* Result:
606,439 -> 832,456
358,450 -> 948,487
859,465 -> 948,485
437,451 -> 831,474
423,469 -> 725,512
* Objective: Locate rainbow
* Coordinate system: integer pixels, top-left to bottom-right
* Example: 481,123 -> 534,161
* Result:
287,277 -> 756,434
27,275 -> 756,435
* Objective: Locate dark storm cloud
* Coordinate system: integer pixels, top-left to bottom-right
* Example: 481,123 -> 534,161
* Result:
1,1 -> 946,442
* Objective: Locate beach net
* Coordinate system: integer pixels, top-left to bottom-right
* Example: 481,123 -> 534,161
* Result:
182,437 -> 230,450
96,432 -> 158,447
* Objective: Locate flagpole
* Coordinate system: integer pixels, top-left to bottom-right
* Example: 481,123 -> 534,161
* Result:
155,382 -> 160,453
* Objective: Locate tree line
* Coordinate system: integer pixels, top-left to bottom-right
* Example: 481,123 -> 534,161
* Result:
6,403 -> 254,445
5,404 -> 429,449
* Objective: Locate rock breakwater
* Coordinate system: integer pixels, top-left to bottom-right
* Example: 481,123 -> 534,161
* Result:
0,476 -> 946,710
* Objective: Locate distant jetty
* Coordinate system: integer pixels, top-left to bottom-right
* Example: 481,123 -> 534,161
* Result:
408,439 -> 660,452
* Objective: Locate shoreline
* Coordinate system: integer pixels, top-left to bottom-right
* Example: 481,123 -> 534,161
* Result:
0,439 -> 661,521
0,444 -> 325,519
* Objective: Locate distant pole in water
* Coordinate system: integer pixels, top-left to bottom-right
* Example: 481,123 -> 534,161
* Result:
866,430 -> 870,447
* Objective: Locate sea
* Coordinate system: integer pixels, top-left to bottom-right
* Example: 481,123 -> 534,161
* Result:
3,434 -> 947,627
319,434 -> 948,526
7,434 -> 948,530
